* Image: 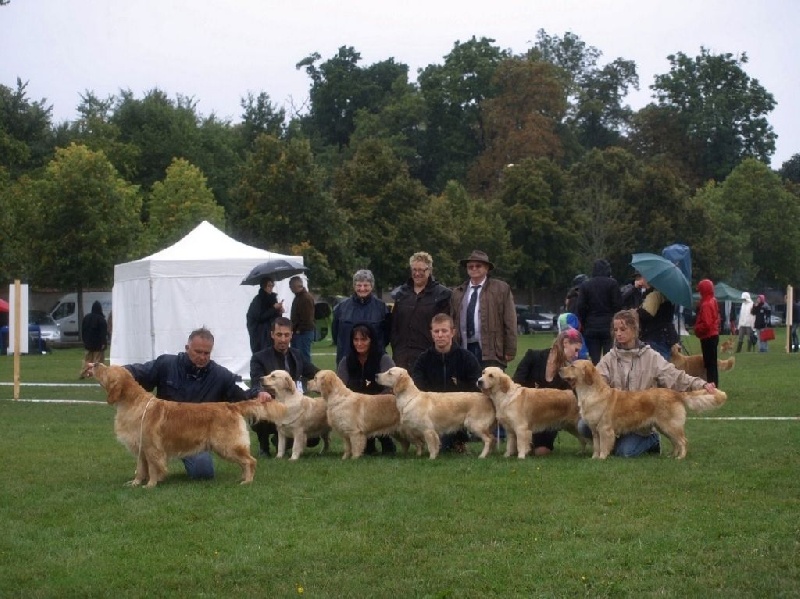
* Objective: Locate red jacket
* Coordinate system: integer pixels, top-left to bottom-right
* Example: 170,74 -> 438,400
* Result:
694,279 -> 720,340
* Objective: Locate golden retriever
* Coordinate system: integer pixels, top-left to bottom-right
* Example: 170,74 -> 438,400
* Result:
670,344 -> 735,378
477,367 -> 587,458
720,338 -> 735,354
375,367 -> 496,459
559,360 -> 727,459
260,370 -> 330,460
92,363 -> 282,488
307,370 -> 424,458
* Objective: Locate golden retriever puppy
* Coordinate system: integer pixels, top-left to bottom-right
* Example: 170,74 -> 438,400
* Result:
92,363 -> 283,488
670,344 -> 735,378
375,367 -> 496,459
559,360 -> 727,459
307,370 -> 424,458
477,366 -> 586,458
260,370 -> 330,460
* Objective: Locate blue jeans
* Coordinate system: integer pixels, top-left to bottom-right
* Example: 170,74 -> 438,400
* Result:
578,419 -> 660,457
182,452 -> 215,479
291,330 -> 314,364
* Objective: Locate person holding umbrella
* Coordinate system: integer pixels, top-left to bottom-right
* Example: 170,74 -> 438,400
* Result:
637,276 -> 679,360
246,277 -> 284,353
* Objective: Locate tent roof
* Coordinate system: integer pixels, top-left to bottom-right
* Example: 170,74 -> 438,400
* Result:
692,281 -> 748,303
114,221 -> 293,282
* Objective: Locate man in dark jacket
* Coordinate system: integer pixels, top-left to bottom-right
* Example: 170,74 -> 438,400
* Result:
289,276 -> 316,364
390,251 -> 452,369
575,259 -> 622,364
80,300 -> 108,378
126,327 -> 271,480
250,317 -> 320,456
412,313 -> 482,453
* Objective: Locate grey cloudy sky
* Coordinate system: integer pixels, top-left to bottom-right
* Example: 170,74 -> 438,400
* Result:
2,0 -> 797,166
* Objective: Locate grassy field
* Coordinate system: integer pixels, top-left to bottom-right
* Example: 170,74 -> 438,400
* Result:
1,334 -> 798,597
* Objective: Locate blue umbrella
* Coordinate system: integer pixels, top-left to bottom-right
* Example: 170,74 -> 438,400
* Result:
630,253 -> 693,309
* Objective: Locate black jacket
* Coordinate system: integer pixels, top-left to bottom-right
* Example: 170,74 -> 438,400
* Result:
575,260 -> 622,336
249,346 -> 319,392
411,345 -> 482,392
81,301 -> 108,351
390,277 -> 452,369
246,289 -> 281,353
126,353 -> 246,403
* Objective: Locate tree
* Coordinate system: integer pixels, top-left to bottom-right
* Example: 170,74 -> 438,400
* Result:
0,79 -> 55,177
145,157 -> 225,253
717,159 -> 800,286
779,153 -> 800,184
232,134 -> 353,293
641,48 -> 776,184
467,57 -> 566,193
239,91 -> 286,148
331,139 -> 429,290
417,37 -> 508,191
296,47 -> 409,150
31,143 -> 142,301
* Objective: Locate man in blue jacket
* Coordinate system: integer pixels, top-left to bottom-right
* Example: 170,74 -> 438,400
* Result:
126,327 -> 271,480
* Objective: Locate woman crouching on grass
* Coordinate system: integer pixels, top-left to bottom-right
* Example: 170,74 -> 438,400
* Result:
512,328 -> 584,456
578,309 -> 717,457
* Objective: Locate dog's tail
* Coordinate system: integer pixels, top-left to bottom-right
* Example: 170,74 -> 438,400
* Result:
718,356 -> 735,371
682,388 -> 727,412
235,398 -> 287,424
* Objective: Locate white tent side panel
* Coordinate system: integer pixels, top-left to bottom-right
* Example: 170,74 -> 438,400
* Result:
110,221 -> 303,380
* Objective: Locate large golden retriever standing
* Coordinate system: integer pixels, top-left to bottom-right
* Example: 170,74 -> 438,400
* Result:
670,344 -> 735,378
260,370 -> 330,460
375,367 -> 496,459
559,360 -> 727,459
307,370 -> 424,458
477,367 -> 586,458
93,363 -> 283,488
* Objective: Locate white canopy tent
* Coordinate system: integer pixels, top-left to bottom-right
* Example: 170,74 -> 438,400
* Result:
110,221 -> 304,379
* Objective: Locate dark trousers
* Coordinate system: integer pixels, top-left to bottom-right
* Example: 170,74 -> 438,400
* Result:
584,332 -> 612,365
700,335 -> 719,385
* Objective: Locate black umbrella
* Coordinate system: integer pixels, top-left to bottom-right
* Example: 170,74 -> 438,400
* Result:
241,259 -> 308,285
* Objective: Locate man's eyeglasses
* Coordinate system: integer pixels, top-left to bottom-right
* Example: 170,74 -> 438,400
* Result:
411,268 -> 430,274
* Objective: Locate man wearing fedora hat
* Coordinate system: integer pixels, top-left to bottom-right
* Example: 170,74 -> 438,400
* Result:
451,250 -> 517,369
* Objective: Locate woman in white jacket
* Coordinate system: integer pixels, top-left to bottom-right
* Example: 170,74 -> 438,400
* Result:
736,292 -> 756,353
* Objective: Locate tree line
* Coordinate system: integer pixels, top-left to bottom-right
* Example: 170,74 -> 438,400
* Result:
2,31 -> 799,303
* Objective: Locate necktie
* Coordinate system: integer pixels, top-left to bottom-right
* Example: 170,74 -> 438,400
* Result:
466,285 -> 481,339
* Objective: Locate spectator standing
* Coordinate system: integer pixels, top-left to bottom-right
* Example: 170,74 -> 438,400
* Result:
412,313 -> 483,453
791,295 -> 800,352
337,323 -> 396,455
390,251 -> 452,369
694,279 -> 721,385
637,279 -> 679,361
575,259 -> 622,364
289,276 -> 316,365
752,294 -> 772,353
564,274 -> 587,314
250,317 -> 320,456
736,292 -> 756,353
451,250 -> 517,369
246,277 -> 283,353
81,300 -> 108,376
126,327 -> 270,479
332,270 -> 390,364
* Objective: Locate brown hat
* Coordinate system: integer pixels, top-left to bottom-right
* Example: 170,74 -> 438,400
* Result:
459,250 -> 494,270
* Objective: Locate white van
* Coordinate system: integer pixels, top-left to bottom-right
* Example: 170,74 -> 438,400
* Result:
49,292 -> 112,341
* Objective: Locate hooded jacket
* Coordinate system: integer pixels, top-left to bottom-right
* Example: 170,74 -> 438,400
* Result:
574,259 -> 622,336
694,279 -> 720,340
81,300 -> 108,352
737,292 -> 755,329
597,342 -> 708,391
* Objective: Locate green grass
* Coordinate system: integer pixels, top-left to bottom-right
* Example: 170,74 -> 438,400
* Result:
1,335 -> 799,597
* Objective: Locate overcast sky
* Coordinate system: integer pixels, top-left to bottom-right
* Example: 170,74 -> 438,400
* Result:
2,0 -> 797,167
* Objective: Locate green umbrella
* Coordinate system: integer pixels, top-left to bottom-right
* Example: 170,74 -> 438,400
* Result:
631,253 -> 693,309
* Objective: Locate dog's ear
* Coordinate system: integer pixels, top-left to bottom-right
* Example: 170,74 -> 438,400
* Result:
283,373 -> 295,394
583,361 -> 595,386
322,371 -> 336,396
498,370 -> 512,393
393,370 -> 411,394
104,367 -> 125,404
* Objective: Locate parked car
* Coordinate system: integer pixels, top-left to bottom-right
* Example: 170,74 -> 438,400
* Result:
525,311 -> 556,333
29,310 -> 62,344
